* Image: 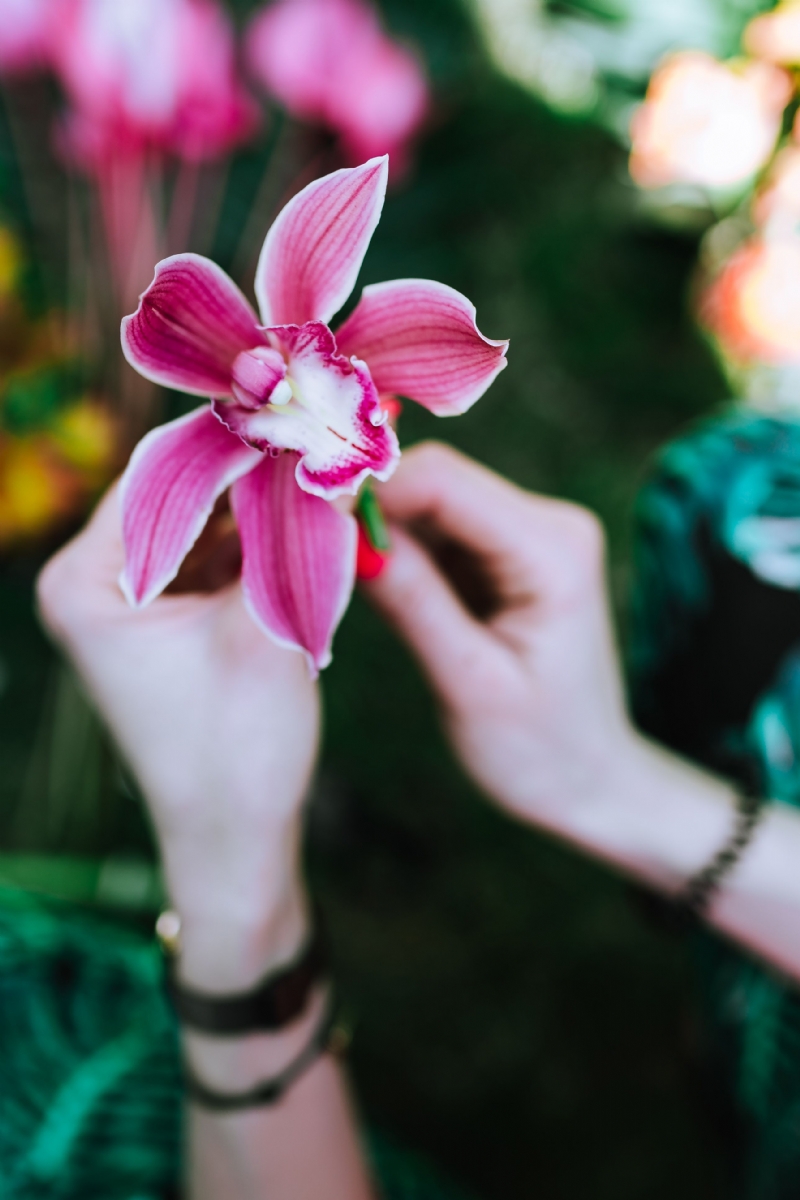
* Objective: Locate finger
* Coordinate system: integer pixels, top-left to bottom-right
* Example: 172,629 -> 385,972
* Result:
376,442 -> 604,607
362,524 -> 513,706
37,483 -> 128,638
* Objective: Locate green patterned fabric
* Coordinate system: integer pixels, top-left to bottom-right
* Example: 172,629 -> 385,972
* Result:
0,888 -> 180,1199
0,888 -> 472,1200
630,409 -> 800,1200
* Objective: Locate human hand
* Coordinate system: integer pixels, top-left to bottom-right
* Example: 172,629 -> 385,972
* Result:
37,486 -> 319,992
363,442 -> 635,827
363,438 -> 737,895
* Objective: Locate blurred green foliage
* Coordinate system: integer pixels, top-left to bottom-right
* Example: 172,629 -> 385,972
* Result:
0,0 -> 743,1196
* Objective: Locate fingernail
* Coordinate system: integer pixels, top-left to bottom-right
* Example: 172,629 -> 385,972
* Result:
356,523 -> 391,580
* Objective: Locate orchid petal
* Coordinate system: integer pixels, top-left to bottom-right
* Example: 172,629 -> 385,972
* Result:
335,279 -> 509,415
121,253 -> 265,397
231,452 -> 358,674
254,156 -> 388,327
214,321 -> 400,500
119,405 -> 261,607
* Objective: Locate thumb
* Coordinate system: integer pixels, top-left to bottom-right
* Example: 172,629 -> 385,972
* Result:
362,525 -> 511,707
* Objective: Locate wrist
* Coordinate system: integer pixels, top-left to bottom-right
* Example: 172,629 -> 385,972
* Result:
176,884 -> 310,994
160,816 -> 310,993
541,730 -> 739,893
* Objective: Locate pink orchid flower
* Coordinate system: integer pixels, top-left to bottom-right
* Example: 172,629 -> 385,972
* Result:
51,0 -> 257,168
120,157 -> 508,673
0,0 -> 53,74
246,0 -> 428,170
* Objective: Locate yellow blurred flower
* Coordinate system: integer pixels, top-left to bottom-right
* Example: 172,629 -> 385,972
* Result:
0,227 -> 22,302
745,1 -> 800,65
0,436 -> 78,545
630,51 -> 791,191
48,398 -> 117,476
0,400 -> 117,549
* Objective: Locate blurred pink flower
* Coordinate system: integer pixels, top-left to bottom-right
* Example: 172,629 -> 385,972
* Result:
745,2 -> 800,66
246,0 -> 428,170
51,0 -> 258,168
0,0 -> 53,73
699,235 -> 800,364
119,158 -> 508,671
629,50 -> 791,190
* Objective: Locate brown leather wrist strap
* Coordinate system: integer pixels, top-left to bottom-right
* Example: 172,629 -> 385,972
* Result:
165,921 -> 326,1035
183,998 -> 337,1111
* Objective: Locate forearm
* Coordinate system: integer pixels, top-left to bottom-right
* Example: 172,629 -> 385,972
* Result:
533,733 -> 800,982
185,1017 -> 371,1195
162,826 -> 375,1200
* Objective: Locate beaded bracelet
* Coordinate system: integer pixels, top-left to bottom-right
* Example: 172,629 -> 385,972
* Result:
681,783 -> 765,917
630,778 -> 765,933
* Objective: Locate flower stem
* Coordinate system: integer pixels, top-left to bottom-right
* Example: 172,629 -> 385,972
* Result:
356,481 -> 390,551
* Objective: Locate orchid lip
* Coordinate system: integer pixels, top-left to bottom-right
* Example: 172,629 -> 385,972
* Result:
209,321 -> 400,499
211,320 -> 400,500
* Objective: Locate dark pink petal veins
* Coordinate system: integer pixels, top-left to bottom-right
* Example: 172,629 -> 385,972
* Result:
335,278 -> 509,415
121,253 -> 266,397
119,405 -> 262,607
214,321 -> 400,499
231,451 -> 358,674
254,157 -> 389,327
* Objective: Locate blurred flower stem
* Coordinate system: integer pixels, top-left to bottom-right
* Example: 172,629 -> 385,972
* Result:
165,157 -> 200,257
96,149 -> 161,318
12,660 -> 117,854
227,107 -> 320,287
357,480 -> 391,552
